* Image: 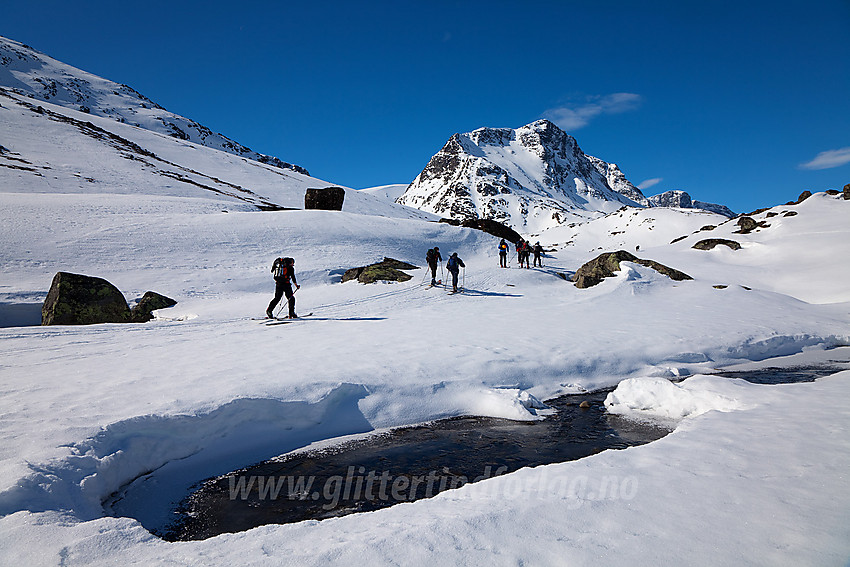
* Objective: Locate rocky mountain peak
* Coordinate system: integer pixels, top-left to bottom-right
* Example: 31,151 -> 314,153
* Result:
397,120 -> 646,233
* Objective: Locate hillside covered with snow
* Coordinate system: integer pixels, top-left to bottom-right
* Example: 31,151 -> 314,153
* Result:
0,36 -> 307,173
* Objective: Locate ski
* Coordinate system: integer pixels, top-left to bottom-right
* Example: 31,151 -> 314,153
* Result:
261,312 -> 313,324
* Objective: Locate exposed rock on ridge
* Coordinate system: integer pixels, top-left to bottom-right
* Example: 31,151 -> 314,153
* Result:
573,251 -> 692,289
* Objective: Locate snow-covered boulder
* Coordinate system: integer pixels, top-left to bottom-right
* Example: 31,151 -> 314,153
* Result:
572,250 -> 692,288
341,258 -> 418,284
692,238 -> 742,251
604,375 -> 750,421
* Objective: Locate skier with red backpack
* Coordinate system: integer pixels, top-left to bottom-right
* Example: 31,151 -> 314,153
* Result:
267,257 -> 300,318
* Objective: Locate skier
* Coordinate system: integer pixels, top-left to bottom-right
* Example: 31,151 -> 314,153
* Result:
426,246 -> 442,286
520,240 -> 530,269
446,252 -> 465,292
533,241 -> 544,267
267,256 -> 300,318
516,239 -> 524,265
498,238 -> 508,268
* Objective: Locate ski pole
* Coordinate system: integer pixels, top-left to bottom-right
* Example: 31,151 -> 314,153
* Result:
275,285 -> 299,317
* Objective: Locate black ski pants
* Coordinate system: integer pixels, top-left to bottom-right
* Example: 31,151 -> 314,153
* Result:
268,279 -> 295,317
428,261 -> 438,284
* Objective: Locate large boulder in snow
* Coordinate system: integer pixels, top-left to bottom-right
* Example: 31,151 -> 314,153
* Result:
305,187 -> 345,211
42,272 -> 132,325
342,258 -> 418,284
844,183 -> 850,200
692,238 -> 742,251
130,291 -> 177,322
573,250 -> 692,289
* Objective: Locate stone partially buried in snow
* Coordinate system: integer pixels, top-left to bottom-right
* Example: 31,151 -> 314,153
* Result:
130,291 -> 177,322
573,250 -> 692,289
42,272 -> 132,325
342,258 -> 418,284
304,187 -> 345,211
692,238 -> 742,251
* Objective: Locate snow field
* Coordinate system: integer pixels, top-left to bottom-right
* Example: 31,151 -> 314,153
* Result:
4,40 -> 850,563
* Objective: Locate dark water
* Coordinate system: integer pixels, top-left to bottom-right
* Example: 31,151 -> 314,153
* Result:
158,388 -> 667,541
711,366 -> 837,385
156,366 -> 842,542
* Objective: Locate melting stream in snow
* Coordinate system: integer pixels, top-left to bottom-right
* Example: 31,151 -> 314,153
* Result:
129,367 -> 836,542
157,388 -> 666,541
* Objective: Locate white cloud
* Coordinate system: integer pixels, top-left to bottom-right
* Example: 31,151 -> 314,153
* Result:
638,178 -> 663,190
799,147 -> 850,170
542,93 -> 642,131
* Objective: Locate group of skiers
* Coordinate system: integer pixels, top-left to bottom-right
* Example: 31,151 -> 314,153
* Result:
426,246 -> 465,292
500,238 -> 543,268
266,238 -> 544,317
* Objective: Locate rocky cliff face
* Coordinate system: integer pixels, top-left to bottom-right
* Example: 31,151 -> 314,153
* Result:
397,120 -> 645,233
0,36 -> 307,174
647,190 -> 735,218
397,119 -> 736,232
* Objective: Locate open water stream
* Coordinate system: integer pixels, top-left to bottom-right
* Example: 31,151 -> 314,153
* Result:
118,366 -> 840,542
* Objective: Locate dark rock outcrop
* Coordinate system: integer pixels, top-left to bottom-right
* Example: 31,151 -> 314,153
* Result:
41,272 -> 176,325
572,251 -> 692,289
692,238 -> 742,251
784,190 -> 813,206
42,272 -> 132,325
844,183 -> 850,200
130,291 -> 177,322
734,216 -> 769,234
438,217 -> 522,243
305,187 -> 345,211
342,258 -> 418,284
735,216 -> 758,233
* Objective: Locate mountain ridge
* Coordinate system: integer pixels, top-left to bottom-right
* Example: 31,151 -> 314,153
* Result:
397,119 -> 735,234
0,35 -> 307,175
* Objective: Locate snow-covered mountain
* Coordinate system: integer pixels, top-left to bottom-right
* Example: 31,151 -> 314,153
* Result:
648,189 -> 735,217
0,36 -> 306,174
397,119 -> 644,232
396,120 -> 735,233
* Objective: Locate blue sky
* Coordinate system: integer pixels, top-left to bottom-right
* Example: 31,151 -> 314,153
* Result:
3,0 -> 848,212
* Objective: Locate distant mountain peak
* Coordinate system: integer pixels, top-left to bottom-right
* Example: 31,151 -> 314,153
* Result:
397,120 -> 647,233
397,120 -> 736,232
648,190 -> 735,218
0,35 -> 307,175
